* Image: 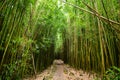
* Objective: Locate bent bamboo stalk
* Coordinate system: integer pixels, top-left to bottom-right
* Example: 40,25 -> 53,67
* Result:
63,1 -> 120,25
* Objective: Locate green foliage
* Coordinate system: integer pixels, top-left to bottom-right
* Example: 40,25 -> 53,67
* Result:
1,62 -> 21,80
0,0 -> 120,79
103,66 -> 120,80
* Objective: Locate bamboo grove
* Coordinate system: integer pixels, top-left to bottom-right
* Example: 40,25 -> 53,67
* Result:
0,0 -> 120,79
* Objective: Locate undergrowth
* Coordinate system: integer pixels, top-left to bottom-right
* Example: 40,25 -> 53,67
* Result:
103,66 -> 120,80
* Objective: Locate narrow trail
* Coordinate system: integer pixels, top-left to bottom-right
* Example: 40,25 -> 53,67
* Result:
53,65 -> 66,80
24,60 -> 101,80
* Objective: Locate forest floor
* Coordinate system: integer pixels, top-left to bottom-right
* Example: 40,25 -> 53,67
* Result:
24,59 -> 101,80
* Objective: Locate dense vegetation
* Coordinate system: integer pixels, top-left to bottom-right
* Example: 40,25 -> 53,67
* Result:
0,0 -> 120,79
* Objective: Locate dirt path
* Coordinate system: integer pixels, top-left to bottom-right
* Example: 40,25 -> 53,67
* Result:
24,59 -> 101,80
53,65 -> 66,80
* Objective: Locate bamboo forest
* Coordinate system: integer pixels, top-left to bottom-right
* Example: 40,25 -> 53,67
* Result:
0,0 -> 120,80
